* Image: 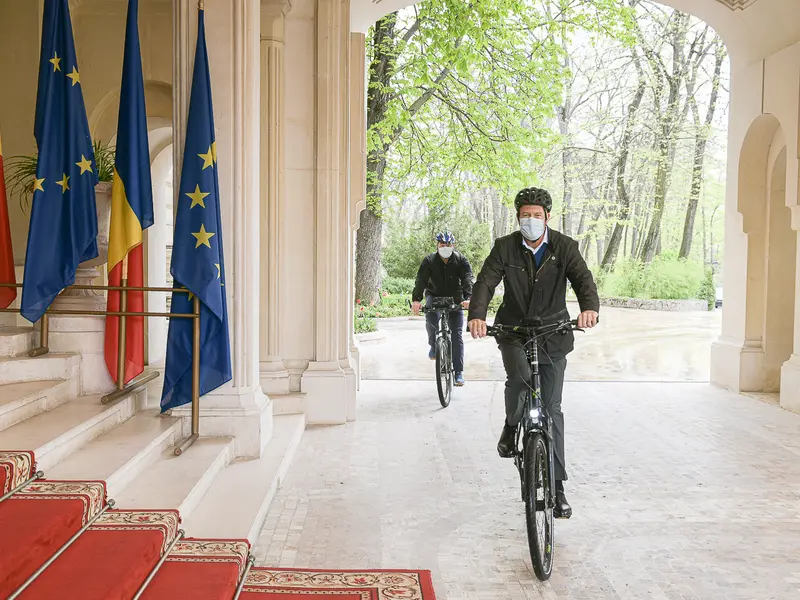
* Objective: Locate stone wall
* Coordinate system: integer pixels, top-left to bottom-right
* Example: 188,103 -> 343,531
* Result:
600,297 -> 709,312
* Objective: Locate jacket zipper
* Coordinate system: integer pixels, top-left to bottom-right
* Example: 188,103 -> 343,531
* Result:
536,253 -> 555,277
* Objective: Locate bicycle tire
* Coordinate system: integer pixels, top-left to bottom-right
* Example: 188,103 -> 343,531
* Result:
435,337 -> 452,408
523,433 -> 554,581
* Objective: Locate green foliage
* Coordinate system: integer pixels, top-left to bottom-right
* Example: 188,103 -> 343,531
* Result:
381,276 -> 415,296
4,140 -> 115,213
488,294 -> 503,315
599,255 -> 708,301
699,267 -> 716,311
354,310 -> 377,334
383,207 -> 491,279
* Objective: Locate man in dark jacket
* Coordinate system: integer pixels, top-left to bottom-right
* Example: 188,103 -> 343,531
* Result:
412,231 -> 474,387
467,187 -> 599,518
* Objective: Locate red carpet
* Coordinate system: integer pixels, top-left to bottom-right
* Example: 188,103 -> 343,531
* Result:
0,450 -> 437,599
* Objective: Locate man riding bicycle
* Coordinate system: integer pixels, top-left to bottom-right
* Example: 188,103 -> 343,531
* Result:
467,188 -> 599,518
412,231 -> 474,387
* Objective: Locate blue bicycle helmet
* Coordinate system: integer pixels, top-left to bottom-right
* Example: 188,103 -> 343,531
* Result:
435,231 -> 455,244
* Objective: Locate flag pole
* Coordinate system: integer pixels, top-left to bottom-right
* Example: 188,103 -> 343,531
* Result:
174,294 -> 201,456
116,255 -> 129,390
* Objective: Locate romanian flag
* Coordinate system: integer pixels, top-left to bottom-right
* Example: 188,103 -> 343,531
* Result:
104,0 -> 153,385
0,133 -> 15,309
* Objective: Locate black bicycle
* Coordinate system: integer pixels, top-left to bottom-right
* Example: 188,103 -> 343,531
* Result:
486,318 -> 584,581
420,296 -> 462,408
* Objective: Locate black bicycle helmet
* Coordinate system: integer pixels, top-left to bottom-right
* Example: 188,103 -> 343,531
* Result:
514,187 -> 552,213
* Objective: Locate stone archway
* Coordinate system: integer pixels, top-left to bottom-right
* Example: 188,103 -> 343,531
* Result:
734,114 -> 796,393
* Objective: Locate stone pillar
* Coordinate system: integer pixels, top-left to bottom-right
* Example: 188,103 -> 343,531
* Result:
348,32 -> 366,400
780,176 -> 800,411
301,0 -> 352,424
259,0 -> 292,395
172,0 -> 271,458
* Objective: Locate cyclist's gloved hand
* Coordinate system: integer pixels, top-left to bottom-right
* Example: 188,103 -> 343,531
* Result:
412,301 -> 422,316
468,319 -> 487,339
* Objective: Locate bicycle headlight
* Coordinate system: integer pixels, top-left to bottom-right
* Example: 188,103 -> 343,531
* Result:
530,408 -> 540,419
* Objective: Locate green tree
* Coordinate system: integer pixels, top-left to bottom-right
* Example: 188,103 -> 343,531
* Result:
355,0 -> 633,303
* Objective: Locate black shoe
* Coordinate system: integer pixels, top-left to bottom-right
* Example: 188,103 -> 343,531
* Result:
497,424 -> 516,458
554,489 -> 572,519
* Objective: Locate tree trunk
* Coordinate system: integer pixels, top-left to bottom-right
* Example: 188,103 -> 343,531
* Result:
557,33 -> 574,237
638,12 -> 690,263
355,15 -> 397,304
602,50 -> 646,269
679,38 -> 725,259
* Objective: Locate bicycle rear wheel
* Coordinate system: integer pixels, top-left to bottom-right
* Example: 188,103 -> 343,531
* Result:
523,433 -> 554,581
435,337 -> 453,408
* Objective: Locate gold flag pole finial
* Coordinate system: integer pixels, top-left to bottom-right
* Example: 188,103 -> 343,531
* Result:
198,0 -> 204,9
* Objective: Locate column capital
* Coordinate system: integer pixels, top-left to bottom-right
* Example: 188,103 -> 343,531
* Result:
261,0 -> 291,42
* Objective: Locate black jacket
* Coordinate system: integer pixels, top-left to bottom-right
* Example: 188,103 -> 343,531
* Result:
468,229 -> 599,357
412,251 -> 474,304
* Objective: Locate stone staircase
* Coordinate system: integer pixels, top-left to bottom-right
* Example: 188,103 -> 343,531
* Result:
0,324 -> 305,543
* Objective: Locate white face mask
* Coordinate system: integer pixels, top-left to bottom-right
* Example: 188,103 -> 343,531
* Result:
520,217 -> 546,242
438,246 -> 454,259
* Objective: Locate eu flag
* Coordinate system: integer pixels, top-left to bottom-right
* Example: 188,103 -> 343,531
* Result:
161,7 -> 231,412
21,0 -> 98,323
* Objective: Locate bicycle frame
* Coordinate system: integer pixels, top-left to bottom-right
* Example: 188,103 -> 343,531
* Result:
516,338 -> 557,510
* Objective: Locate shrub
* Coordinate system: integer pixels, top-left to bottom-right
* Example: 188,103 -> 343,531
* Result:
698,267 -> 716,311
599,254 -> 708,302
381,276 -> 415,296
354,312 -> 377,334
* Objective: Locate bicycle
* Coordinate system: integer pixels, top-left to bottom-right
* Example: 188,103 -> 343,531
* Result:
486,317 -> 585,581
420,296 -> 463,408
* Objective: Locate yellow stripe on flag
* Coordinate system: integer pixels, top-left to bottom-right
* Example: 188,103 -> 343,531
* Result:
108,167 -> 144,271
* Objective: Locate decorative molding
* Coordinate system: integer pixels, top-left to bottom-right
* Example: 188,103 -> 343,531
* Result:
713,0 -> 760,10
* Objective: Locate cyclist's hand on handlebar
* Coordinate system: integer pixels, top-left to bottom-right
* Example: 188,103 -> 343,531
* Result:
461,300 -> 470,309
577,310 -> 598,329
468,319 -> 487,339
412,301 -> 421,316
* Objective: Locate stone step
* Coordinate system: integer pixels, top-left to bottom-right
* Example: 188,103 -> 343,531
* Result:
0,379 -> 79,432
112,437 -> 234,520
0,391 -> 140,472
46,410 -> 182,498
0,352 -> 81,385
182,414 -> 305,543
272,392 -> 306,416
0,327 -> 36,357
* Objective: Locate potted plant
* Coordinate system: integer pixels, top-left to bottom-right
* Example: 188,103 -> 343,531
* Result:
4,140 -> 115,268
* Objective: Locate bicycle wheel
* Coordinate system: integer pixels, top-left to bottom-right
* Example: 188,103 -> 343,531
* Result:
435,337 -> 453,408
523,433 -> 554,581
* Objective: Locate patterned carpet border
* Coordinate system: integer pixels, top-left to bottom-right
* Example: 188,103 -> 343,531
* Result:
0,450 -> 35,493
13,480 -> 107,524
92,509 -> 182,554
244,569 -> 436,600
165,538 -> 251,578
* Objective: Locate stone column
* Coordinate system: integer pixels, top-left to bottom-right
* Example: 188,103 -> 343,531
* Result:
348,32 -> 366,402
780,164 -> 800,411
259,0 -> 292,395
301,0 -> 351,424
172,0 -> 271,458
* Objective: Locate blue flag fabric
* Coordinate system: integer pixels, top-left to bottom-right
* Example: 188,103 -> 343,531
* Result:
22,0 -> 98,323
161,8 -> 231,412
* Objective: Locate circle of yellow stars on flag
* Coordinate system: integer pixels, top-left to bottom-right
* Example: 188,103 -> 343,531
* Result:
32,52 -> 91,197
188,142 -> 222,286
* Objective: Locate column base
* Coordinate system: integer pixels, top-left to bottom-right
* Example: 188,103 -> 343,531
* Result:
301,361 -> 351,425
260,358 -> 291,395
780,355 -> 800,413
340,357 -> 357,422
47,315 -> 114,395
710,336 -> 765,393
350,341 -> 361,392
173,386 -> 272,458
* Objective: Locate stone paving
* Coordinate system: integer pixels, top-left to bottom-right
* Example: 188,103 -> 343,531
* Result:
255,377 -> 800,599
360,303 -> 722,382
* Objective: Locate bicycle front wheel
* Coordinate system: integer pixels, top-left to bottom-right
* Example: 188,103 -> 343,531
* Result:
435,337 -> 453,408
523,433 -> 554,581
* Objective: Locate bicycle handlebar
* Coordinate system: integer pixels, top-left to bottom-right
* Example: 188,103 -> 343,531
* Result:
486,319 -> 584,338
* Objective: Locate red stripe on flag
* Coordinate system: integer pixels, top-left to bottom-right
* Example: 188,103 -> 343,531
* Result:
104,244 -> 145,384
0,152 -> 17,309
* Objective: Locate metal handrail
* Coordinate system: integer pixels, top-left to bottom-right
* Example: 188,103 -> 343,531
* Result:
0,281 -> 203,455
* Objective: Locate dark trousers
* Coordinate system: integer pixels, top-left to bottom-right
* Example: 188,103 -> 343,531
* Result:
499,340 -> 568,482
425,298 -> 465,373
